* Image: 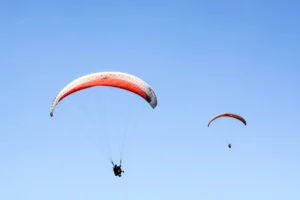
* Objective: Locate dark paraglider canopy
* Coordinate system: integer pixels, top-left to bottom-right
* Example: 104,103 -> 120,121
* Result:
208,113 -> 246,127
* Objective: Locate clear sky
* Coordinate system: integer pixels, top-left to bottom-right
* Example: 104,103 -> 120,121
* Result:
1,0 -> 300,199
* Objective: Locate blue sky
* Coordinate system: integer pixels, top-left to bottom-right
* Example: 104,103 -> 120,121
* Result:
0,0 -> 300,199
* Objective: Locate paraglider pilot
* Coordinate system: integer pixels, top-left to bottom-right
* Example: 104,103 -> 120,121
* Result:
228,144 -> 232,148
112,161 -> 124,177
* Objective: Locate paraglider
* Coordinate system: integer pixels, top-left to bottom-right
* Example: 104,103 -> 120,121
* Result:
208,113 -> 246,148
50,71 -> 158,177
112,161 -> 124,177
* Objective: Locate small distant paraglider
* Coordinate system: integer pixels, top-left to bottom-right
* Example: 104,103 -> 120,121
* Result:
208,113 -> 246,149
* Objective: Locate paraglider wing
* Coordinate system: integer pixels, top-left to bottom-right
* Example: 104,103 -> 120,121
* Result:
50,72 -> 157,117
207,113 -> 246,127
